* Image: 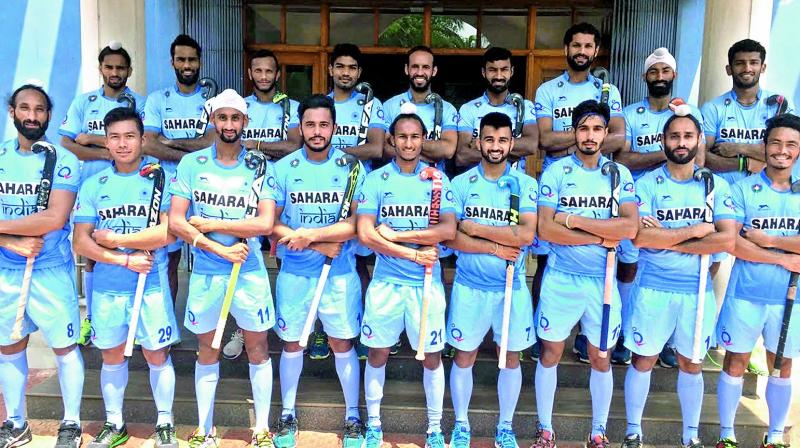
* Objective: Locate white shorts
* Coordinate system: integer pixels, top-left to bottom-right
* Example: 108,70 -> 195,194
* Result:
624,285 -> 716,358
184,268 -> 275,334
716,297 -> 800,358
360,279 -> 446,352
275,270 -> 362,341
618,239 -> 638,264
0,263 -> 79,349
535,268 -> 621,348
91,269 -> 180,351
446,281 -> 534,352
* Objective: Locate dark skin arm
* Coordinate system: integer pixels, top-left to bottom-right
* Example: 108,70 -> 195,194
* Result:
243,127 -> 302,160
357,214 -> 439,265
342,128 -> 385,161
375,212 -> 457,246
0,190 -> 76,236
455,131 -> 481,167
59,135 -> 110,162
455,211 -> 537,247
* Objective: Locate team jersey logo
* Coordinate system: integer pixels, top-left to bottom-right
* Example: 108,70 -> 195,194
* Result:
87,119 -> 105,133
162,118 -> 202,131
541,185 -> 554,198
656,175 -> 664,184
243,127 -> 283,140
57,166 -> 73,179
334,124 -> 358,136
752,183 -> 762,193
361,324 -> 374,339
623,182 -> 634,193
0,181 -> 39,196
469,174 -> 478,183
538,314 -> 550,332
636,133 -> 662,147
719,328 -> 732,346
98,203 -> 148,221
632,328 -> 644,346
197,155 -> 208,164
193,189 -> 247,208
381,171 -> 389,180
749,216 -> 800,230
553,106 -> 574,119
380,204 -> 430,218
464,206 -> 513,222
719,127 -> 765,141
290,158 -> 299,167
449,327 -> 464,342
559,195 -> 613,208
563,165 -> 573,174
655,207 -> 707,221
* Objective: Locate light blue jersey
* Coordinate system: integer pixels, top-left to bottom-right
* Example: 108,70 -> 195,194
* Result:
356,160 -> 456,286
450,164 -> 537,291
726,171 -> 800,304
701,89 -> 793,185
73,156 -> 171,293
272,147 -> 365,276
143,84 -> 211,174
170,145 -> 273,275
635,165 -> 735,293
0,139 -> 81,269
534,71 -> 623,170
383,90 -> 458,173
328,90 -> 387,172
623,98 -> 704,180
538,154 -> 635,276
457,92 -> 536,171
59,87 -> 147,180
243,94 -> 299,143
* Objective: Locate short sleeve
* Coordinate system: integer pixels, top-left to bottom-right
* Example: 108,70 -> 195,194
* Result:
259,162 -> 277,202
270,162 -> 286,207
457,103 -> 476,133
440,176 -> 457,215
370,99 -> 388,131
538,165 -> 560,209
288,99 -> 300,129
519,175 -> 538,213
700,101 -> 720,138
619,167 -> 636,204
634,176 -> 653,217
443,102 -> 459,132
534,84 -> 553,120
143,92 -> 163,134
73,180 -> 98,224
523,99 -> 537,125
712,177 -> 736,221
609,85 -> 624,116
450,177 -> 466,219
170,157 -> 192,199
356,173 -> 380,215
53,152 -> 81,192
58,96 -> 84,139
160,187 -> 173,213
729,181 -> 746,224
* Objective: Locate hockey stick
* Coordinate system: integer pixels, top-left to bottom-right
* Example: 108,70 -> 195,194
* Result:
592,67 -> 611,106
598,161 -> 620,357
123,163 -> 165,357
497,174 -> 520,369
117,92 -> 136,110
194,77 -> 219,139
355,82 -> 374,147
691,168 -> 715,364
425,93 -> 443,141
766,94 -> 789,117
273,91 -> 291,141
11,142 -> 57,341
211,150 -> 268,349
507,93 -> 525,139
298,154 -> 360,348
771,179 -> 800,376
415,167 -> 443,361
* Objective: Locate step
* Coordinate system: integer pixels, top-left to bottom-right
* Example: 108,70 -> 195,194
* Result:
27,369 -> 787,446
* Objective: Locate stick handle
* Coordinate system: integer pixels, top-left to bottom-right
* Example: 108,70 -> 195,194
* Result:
212,262 -> 243,349
772,275 -> 797,376
691,254 -> 710,363
416,265 -> 433,361
10,257 -> 34,341
299,261 -> 332,348
498,264 -> 515,369
124,273 -> 148,357
598,249 -> 615,357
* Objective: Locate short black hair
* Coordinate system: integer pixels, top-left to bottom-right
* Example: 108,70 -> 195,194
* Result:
298,94 -> 336,123
479,112 -> 513,137
727,38 -> 766,66
662,113 -> 703,135
563,22 -> 601,47
483,47 -> 512,66
170,34 -> 202,59
103,106 -> 144,136
571,99 -> 610,130
407,45 -> 435,65
330,43 -> 362,67
8,84 -> 53,112
389,114 -> 427,136
98,45 -> 132,67
249,49 -> 279,68
764,113 -> 800,144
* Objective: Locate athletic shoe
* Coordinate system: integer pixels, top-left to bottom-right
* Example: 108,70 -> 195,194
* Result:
495,428 -> 519,448
760,434 -> 789,448
78,317 -> 92,346
355,341 -> 369,361
54,422 -> 82,448
611,341 -> 631,365
153,423 -> 179,448
442,343 -> 455,359
621,434 -> 642,448
529,427 -> 556,448
187,428 -> 218,448
88,422 -> 129,448
222,329 -> 245,360
0,420 -> 31,447
715,438 -> 738,448
681,438 -> 704,448
658,345 -> 678,368
309,332 -> 331,360
572,334 -> 590,364
274,415 -> 299,448
586,433 -> 611,448
389,341 -> 401,356
425,431 -> 445,448
251,429 -> 274,448
364,425 -> 383,448
342,417 -> 364,448
450,422 -> 471,448
530,339 -> 541,362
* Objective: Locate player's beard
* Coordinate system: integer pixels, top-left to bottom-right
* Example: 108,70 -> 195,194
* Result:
303,134 -> 331,153
480,147 -> 510,165
732,70 -> 760,89
218,128 -> 243,144
13,118 -> 48,141
104,75 -> 127,91
333,77 -> 357,91
646,79 -> 673,98
254,78 -> 276,94
485,77 -> 509,95
577,140 -> 601,156
174,68 -> 200,87
664,144 -> 698,165
567,53 -> 594,72
409,75 -> 431,93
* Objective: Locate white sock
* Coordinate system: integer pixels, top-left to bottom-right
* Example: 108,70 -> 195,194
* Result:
195,362 -> 219,435
250,359 -> 273,431
365,364 -> 386,428
0,351 -> 28,429
279,350 -> 304,418
535,363 -> 557,432
423,363 -> 445,433
717,371 -> 743,441
101,361 -> 128,429
677,371 -> 704,444
55,348 -> 84,424
590,368 -> 613,436
334,348 -> 360,420
765,376 -> 792,443
148,357 -> 176,426
497,366 -> 522,431
449,364 -> 473,429
84,271 -> 93,319
624,365 -> 651,437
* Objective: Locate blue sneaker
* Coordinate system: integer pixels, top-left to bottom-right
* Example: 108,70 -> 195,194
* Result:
342,417 -> 364,448
274,415 -> 298,448
425,431 -> 445,448
572,334 -> 590,364
449,423 -> 471,448
611,339 -> 631,365
364,425 -> 383,448
309,332 -> 330,360
658,344 -> 678,368
355,340 -> 369,361
494,428 -> 519,448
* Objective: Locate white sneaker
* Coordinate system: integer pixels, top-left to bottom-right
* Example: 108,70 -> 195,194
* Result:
222,329 -> 245,360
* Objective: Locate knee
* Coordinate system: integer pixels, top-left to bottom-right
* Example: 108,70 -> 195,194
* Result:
143,348 -> 169,366
367,348 -> 389,368
423,353 -> 442,370
328,337 -> 352,353
52,344 -> 78,358
453,349 -> 477,368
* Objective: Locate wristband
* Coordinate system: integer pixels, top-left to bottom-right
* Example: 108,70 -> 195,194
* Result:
738,154 -> 748,172
124,254 -> 130,268
257,140 -> 262,152
192,233 -> 203,247
565,214 -> 573,229
413,250 -> 419,263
